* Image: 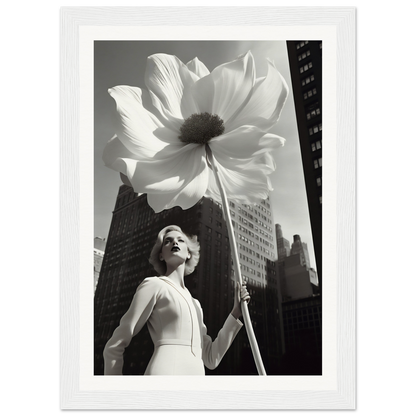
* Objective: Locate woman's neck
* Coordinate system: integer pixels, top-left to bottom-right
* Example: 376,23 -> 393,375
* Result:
164,264 -> 186,288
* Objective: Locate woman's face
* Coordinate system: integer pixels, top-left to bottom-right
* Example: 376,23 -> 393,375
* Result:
160,230 -> 189,266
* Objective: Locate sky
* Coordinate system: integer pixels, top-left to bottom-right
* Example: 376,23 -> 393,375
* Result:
94,40 -> 316,270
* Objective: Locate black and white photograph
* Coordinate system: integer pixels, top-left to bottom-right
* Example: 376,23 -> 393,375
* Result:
93,40 -> 322,377
58,6 -> 356,411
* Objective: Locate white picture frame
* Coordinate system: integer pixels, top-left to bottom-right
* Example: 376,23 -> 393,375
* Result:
60,6 -> 356,409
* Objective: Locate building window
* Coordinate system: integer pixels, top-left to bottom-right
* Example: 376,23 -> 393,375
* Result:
298,50 -> 310,61
316,177 -> 322,187
311,140 -> 322,152
303,87 -> 317,100
296,40 -> 309,49
299,62 -> 313,74
313,158 -> 322,169
301,74 -> 315,86
306,107 -> 320,120
309,123 -> 321,136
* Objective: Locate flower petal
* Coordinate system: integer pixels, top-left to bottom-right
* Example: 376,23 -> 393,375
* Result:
102,135 -> 176,185
189,74 -> 215,115
145,53 -> 199,121
108,86 -> 178,158
206,140 -> 280,204
115,144 -> 209,212
186,57 -> 210,78
206,154 -> 273,205
231,152 -> 277,175
225,59 -> 289,132
209,126 -> 285,159
147,168 -> 208,212
191,51 -> 255,124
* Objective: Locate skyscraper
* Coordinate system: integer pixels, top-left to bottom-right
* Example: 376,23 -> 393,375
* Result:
230,199 -> 282,373
230,199 -> 278,289
277,230 -> 319,301
290,234 -> 311,269
276,223 -> 291,261
280,295 -> 322,375
94,186 -> 284,375
286,40 -> 322,287
275,226 -> 322,374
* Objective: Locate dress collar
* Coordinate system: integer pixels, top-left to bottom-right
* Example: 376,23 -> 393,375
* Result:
157,276 -> 188,293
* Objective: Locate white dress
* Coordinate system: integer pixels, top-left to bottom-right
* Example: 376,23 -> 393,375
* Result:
103,276 -> 243,375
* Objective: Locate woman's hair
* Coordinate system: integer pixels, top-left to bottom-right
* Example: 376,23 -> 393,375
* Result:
149,225 -> 200,276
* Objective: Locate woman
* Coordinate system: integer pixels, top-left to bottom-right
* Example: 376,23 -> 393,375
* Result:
103,225 -> 250,375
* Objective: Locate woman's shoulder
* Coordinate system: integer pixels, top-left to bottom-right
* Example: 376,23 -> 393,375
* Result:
135,276 -> 164,291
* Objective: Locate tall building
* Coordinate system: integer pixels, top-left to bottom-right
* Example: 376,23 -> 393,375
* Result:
280,295 -> 322,375
229,199 -> 283,373
276,224 -> 291,261
290,234 -> 311,269
284,252 -> 318,300
230,199 -> 278,289
94,186 -> 284,375
276,226 -> 322,374
277,230 -> 319,301
286,40 -> 322,288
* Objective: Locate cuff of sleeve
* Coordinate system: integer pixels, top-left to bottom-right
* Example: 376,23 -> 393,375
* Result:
228,314 -> 244,327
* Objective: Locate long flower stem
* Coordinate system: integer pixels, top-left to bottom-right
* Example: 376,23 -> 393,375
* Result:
206,145 -> 267,376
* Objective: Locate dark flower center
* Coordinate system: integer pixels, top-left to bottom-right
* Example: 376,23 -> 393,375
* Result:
178,113 -> 225,145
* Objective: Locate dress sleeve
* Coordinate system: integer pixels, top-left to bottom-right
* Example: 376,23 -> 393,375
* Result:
196,300 -> 244,370
103,278 -> 159,375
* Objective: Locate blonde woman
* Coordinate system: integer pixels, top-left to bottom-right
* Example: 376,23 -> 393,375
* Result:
104,225 -> 250,375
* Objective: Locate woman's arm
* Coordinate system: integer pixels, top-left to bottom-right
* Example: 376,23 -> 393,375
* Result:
199,282 -> 250,370
103,278 -> 159,375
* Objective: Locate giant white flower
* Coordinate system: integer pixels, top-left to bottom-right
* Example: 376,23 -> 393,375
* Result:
103,51 -> 288,213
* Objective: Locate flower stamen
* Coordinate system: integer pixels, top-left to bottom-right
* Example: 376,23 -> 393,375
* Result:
179,113 -> 225,145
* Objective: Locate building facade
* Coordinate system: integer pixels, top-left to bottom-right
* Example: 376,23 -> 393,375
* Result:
275,225 -> 322,374
276,223 -> 291,261
280,295 -> 322,375
284,253 -> 318,300
277,228 -> 319,302
230,199 -> 278,289
94,186 -> 284,375
290,234 -> 311,269
286,40 -> 322,287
